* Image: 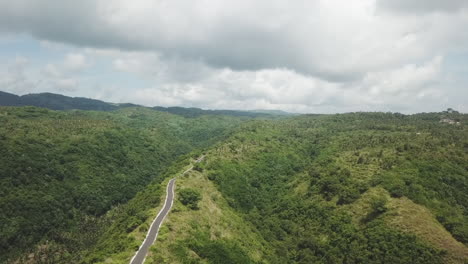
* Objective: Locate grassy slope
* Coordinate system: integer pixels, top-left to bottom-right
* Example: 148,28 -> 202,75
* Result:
344,187 -> 468,263
81,156 -> 196,264
147,168 -> 273,264
387,196 -> 468,263
96,157 -> 273,263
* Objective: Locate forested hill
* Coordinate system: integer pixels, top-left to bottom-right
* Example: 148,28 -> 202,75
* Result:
0,91 -> 274,118
105,111 -> 468,264
2,103 -> 467,263
0,91 -> 120,111
0,106 -> 254,263
152,106 -> 274,118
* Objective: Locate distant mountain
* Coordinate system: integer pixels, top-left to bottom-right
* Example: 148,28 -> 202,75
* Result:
0,91 -> 276,118
0,91 -> 119,111
0,91 -> 22,106
152,106 -> 273,118
248,109 -> 296,116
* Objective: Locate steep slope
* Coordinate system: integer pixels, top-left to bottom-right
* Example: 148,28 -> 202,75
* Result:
88,158 -> 274,264
0,106 -> 249,263
148,112 -> 468,263
344,187 -> 468,264
145,167 -> 273,264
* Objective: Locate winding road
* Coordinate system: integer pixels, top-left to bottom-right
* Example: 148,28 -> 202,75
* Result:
129,156 -> 204,264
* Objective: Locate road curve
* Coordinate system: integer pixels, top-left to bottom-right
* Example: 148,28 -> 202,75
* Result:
130,178 -> 176,264
129,156 -> 204,264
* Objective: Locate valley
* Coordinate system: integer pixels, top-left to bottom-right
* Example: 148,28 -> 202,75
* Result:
0,94 -> 467,263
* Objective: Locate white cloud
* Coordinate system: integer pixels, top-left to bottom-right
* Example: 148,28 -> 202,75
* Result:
1,1 -> 467,79
53,78 -> 78,92
111,52 -> 452,113
0,54 -> 83,95
352,56 -> 447,111
63,53 -> 89,71
42,64 -> 61,78
363,56 -> 442,96
0,57 -> 37,94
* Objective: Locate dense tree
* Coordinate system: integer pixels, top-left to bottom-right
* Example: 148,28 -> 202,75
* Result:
0,106 -> 253,263
200,111 -> 467,263
1,105 -> 467,263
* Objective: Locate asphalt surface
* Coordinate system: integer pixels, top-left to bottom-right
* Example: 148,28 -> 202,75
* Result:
130,178 -> 176,264
129,156 -> 204,264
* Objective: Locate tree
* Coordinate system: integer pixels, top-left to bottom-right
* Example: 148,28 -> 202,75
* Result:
370,196 -> 388,214
178,188 -> 202,210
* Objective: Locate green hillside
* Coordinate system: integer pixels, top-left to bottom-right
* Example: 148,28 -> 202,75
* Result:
139,112 -> 467,263
0,106 -> 251,263
199,113 -> 468,263
1,105 -> 467,263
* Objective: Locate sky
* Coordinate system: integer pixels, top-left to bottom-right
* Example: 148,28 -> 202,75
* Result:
0,0 -> 467,113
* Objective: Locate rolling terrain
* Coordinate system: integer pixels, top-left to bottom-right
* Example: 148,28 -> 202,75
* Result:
119,112 -> 468,264
0,103 -> 264,263
0,92 -> 467,263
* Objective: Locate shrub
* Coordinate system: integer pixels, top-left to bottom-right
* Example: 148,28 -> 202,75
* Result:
370,196 -> 388,214
178,188 -> 202,210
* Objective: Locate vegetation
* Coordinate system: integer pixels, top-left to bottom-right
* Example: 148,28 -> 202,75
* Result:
145,169 -> 273,264
195,111 -> 468,263
82,159 -> 193,263
0,106 -> 252,263
1,98 -> 467,263
178,188 -> 202,210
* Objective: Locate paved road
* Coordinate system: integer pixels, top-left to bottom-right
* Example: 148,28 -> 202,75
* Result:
130,178 -> 176,264
129,155 -> 205,264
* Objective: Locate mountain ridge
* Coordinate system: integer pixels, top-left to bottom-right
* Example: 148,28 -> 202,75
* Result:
0,91 -> 289,118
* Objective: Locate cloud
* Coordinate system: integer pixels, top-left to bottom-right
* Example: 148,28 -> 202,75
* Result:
121,65 -> 343,112
355,56 -> 446,111
0,54 -> 82,95
0,57 -> 37,94
63,53 -> 89,71
0,47 -> 463,113
36,54 -> 88,92
0,1 -> 466,113
115,53 -> 446,113
53,78 -> 78,92
362,56 -> 443,96
377,0 -> 468,14
1,0 -> 467,82
43,64 -> 61,78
